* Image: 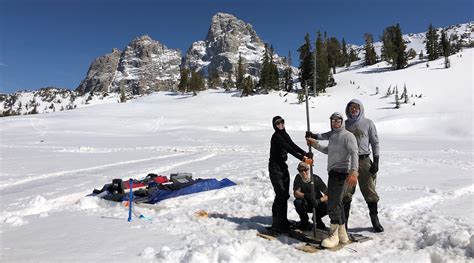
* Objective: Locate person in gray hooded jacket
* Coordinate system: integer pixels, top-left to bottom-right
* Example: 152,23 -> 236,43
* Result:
307,99 -> 384,233
306,112 -> 358,248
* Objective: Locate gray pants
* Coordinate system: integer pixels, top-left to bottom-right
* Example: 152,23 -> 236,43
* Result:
343,157 -> 380,203
327,170 -> 347,225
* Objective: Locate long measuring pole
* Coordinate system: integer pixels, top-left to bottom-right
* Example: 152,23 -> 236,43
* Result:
304,84 -> 318,238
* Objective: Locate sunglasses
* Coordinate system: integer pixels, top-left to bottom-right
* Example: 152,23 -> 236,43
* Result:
298,168 -> 309,172
275,119 -> 285,125
349,105 -> 360,110
331,118 -> 343,123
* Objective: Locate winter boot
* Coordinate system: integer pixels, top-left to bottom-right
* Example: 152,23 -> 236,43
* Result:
367,202 -> 384,233
338,223 -> 350,244
321,224 -> 339,248
343,201 -> 351,230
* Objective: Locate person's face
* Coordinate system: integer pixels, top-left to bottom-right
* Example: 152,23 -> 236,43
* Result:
299,168 -> 309,178
275,119 -> 285,130
331,118 -> 343,129
349,103 -> 360,118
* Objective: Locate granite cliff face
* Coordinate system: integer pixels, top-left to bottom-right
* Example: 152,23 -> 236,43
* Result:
77,36 -> 181,94
183,13 -> 289,79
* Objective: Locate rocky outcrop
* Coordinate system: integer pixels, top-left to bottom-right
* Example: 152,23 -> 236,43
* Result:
76,48 -> 121,94
76,36 -> 181,94
183,13 -> 289,79
111,35 -> 181,94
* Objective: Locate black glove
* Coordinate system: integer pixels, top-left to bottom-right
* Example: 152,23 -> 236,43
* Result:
370,156 -> 379,174
305,131 -> 315,139
304,152 -> 313,159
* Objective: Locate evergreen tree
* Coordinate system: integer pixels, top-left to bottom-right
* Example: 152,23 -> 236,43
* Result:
269,45 -> 280,90
297,33 -> 314,91
315,31 -> 329,94
178,67 -> 190,94
348,48 -> 359,65
189,70 -> 205,96
440,30 -> 451,58
241,76 -> 254,97
327,37 -> 342,74
426,24 -> 439,61
283,51 -> 294,92
341,38 -> 349,67
381,24 -> 407,69
208,71 -> 222,89
364,33 -> 377,65
236,53 -> 245,90
419,50 -> 424,60
259,43 -> 279,92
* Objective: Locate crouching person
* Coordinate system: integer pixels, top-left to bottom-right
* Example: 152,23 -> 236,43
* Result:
306,112 -> 359,248
293,161 -> 328,231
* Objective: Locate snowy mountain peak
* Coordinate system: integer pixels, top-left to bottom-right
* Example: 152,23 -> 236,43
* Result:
206,12 -> 262,46
76,35 -> 182,95
185,12 -> 287,79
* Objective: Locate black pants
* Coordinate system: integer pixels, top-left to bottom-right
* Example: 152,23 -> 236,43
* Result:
269,161 -> 290,230
294,198 -> 327,223
327,170 -> 348,225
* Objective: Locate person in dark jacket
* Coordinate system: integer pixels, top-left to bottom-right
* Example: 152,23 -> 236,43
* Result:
269,115 -> 311,233
293,162 -> 328,231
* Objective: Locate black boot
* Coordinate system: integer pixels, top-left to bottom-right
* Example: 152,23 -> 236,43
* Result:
367,202 -> 384,233
343,201 -> 351,231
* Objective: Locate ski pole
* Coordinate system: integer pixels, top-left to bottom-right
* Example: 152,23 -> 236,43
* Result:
304,84 -> 318,239
127,178 -> 133,222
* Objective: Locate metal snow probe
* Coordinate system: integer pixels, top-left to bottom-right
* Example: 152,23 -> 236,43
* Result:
304,84 -> 318,239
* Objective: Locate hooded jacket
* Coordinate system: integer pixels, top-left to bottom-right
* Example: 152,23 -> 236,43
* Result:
312,113 -> 359,174
345,99 -> 380,156
269,116 -> 306,163
315,99 -> 380,157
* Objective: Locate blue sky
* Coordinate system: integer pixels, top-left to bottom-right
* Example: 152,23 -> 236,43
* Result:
1,0 -> 472,93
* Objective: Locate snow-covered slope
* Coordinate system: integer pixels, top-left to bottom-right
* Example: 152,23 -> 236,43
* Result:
0,48 -> 472,262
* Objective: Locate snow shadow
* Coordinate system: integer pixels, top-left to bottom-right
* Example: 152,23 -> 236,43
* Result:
357,67 -> 393,74
209,213 -> 272,230
347,226 -> 374,233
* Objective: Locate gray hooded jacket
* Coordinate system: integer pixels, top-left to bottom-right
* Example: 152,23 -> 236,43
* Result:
312,114 -> 359,174
316,99 -> 380,157
344,99 -> 380,156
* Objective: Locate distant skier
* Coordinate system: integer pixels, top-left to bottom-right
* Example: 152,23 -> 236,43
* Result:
269,116 -> 312,233
307,99 -> 384,233
306,112 -> 358,248
293,161 -> 328,231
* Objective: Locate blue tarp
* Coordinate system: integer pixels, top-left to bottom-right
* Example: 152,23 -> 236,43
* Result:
119,178 -> 236,204
147,178 -> 236,204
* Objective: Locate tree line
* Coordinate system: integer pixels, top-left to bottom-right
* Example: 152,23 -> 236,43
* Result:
176,22 -> 465,97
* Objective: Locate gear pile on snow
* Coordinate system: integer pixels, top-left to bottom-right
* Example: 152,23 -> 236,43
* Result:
91,173 -> 236,203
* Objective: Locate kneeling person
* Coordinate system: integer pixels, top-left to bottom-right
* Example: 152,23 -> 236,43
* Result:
293,162 -> 328,231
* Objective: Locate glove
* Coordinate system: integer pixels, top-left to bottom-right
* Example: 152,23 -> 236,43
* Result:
370,156 -> 379,174
305,131 -> 317,139
304,158 -> 313,165
304,152 -> 313,159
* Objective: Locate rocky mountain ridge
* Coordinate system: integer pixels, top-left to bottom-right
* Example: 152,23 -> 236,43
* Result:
1,16 -> 472,117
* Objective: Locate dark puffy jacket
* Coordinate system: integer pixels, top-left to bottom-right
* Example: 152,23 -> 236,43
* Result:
269,115 -> 306,163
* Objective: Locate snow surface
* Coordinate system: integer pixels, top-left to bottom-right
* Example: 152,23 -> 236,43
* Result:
1,49 -> 473,263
